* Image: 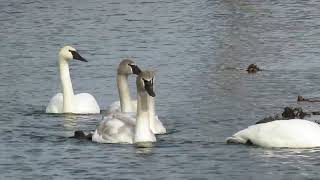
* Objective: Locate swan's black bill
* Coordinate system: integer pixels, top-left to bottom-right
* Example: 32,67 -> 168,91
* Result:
69,50 -> 88,62
144,80 -> 156,97
129,64 -> 142,75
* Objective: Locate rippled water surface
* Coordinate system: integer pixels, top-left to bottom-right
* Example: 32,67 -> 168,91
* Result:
2,0 -> 320,179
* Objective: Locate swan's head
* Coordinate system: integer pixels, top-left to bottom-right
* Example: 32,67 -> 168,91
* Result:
137,70 -> 156,97
59,46 -> 87,62
118,59 -> 141,75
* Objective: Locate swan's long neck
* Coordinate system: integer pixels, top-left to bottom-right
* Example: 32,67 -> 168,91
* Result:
148,96 -> 156,127
59,58 -> 74,113
117,74 -> 133,112
135,92 -> 153,142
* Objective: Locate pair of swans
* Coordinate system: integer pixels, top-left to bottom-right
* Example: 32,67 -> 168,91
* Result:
46,46 -> 166,146
104,59 -> 166,135
92,71 -> 160,146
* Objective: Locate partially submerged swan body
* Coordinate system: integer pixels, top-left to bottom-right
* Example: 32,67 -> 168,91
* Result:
226,119 -> 320,148
46,46 -> 100,114
93,71 -> 157,146
107,99 -> 166,134
46,93 -> 100,114
106,59 -> 166,134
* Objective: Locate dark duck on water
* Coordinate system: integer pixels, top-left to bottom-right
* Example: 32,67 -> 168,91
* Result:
246,64 -> 260,73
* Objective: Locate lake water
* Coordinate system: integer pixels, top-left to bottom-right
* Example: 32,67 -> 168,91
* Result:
2,0 -> 320,179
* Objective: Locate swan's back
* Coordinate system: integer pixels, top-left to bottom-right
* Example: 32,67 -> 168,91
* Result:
228,119 -> 320,148
46,93 -> 63,113
92,113 -> 135,144
74,93 -> 100,114
107,100 -> 137,115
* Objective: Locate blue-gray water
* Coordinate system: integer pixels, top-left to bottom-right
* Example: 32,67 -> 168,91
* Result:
2,0 -> 320,179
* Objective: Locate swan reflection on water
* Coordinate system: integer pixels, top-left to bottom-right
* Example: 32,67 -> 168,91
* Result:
249,147 -> 320,160
63,113 -> 101,137
135,146 -> 154,155
63,113 -> 78,127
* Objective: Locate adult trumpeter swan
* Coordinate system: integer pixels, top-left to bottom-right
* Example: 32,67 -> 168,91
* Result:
46,46 -> 100,114
226,119 -> 320,148
92,70 -> 157,147
107,59 -> 166,134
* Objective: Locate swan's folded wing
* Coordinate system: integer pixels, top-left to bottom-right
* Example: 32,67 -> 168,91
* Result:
46,93 -> 63,113
92,114 -> 135,144
107,101 -> 121,114
74,93 -> 100,114
112,112 -> 136,126
151,115 -> 167,134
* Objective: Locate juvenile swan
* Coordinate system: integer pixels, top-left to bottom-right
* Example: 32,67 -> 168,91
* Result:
92,71 -> 157,146
46,46 -> 100,114
107,59 -> 141,114
226,119 -> 320,148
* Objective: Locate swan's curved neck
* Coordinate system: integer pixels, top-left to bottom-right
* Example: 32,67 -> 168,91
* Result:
117,74 -> 133,112
59,58 -> 74,113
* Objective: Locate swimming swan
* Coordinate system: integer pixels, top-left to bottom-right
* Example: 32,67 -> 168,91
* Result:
107,59 -> 141,114
226,119 -> 320,148
107,60 -> 166,134
92,71 -> 157,147
46,46 -> 100,114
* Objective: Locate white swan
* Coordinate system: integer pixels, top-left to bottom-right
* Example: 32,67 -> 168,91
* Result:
92,71 -> 157,147
46,46 -> 100,114
107,59 -> 166,134
226,119 -> 320,148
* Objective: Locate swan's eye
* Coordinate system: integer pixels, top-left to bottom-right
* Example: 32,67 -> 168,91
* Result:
142,78 -> 156,97
143,79 -> 152,86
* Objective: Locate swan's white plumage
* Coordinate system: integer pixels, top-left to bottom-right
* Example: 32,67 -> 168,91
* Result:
150,115 -> 166,134
93,70 -> 157,145
93,106 -> 157,144
226,119 -> 320,148
106,59 -> 166,134
46,93 -> 63,113
46,93 -> 100,114
92,113 -> 135,144
106,100 -> 166,134
107,100 -> 137,114
92,111 -> 159,144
